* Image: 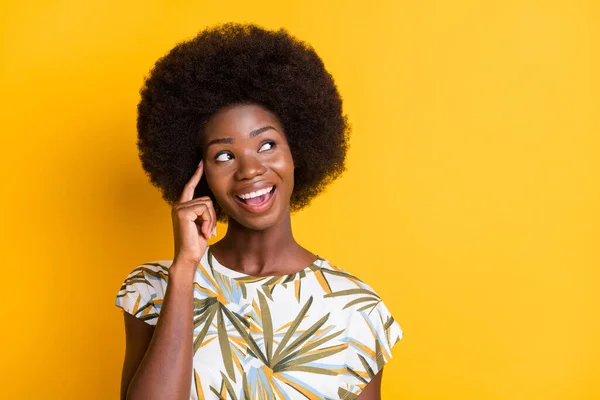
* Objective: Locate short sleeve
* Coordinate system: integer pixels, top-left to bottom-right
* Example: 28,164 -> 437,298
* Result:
115,262 -> 169,326
340,300 -> 403,397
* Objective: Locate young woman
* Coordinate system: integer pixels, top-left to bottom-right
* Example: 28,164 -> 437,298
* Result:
116,23 -> 403,400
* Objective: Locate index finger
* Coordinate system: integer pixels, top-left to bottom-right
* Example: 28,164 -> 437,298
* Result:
179,159 -> 204,203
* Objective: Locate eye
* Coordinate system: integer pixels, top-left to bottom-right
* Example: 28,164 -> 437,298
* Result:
259,140 -> 276,152
215,152 -> 233,162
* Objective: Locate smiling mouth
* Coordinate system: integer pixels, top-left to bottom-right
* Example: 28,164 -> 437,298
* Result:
234,185 -> 277,212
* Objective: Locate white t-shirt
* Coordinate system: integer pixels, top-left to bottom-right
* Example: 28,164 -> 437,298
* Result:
116,245 -> 403,399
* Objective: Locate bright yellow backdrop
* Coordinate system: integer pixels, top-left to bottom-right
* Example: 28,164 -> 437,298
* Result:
1,1 -> 598,399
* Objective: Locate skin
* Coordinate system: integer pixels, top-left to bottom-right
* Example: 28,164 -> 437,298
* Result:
120,103 -> 384,399
201,103 -> 317,276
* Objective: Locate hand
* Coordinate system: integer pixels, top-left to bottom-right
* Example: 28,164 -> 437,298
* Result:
171,160 -> 217,265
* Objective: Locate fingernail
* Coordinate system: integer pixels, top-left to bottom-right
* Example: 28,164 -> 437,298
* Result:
198,159 -> 203,167
212,226 -> 217,237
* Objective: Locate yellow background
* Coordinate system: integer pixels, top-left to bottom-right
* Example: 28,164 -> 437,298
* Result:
1,1 -> 598,399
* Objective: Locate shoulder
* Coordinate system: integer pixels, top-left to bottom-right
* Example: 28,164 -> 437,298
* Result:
120,260 -> 173,283
315,258 -> 403,345
117,260 -> 173,297
115,260 -> 174,325
315,258 -> 386,311
316,259 -> 403,396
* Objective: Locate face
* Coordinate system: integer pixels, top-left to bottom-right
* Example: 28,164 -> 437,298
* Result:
201,103 -> 295,230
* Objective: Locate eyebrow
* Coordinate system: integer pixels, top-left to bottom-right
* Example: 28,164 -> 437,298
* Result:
205,126 -> 277,148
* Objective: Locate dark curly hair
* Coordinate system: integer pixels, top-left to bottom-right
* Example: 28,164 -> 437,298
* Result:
136,22 -> 351,222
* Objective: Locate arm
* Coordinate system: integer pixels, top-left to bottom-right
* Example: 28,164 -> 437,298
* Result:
120,264 -> 196,400
356,368 -> 384,400
120,313 -> 154,400
120,160 -> 216,399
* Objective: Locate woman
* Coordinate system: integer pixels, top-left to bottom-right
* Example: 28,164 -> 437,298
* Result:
116,23 -> 403,400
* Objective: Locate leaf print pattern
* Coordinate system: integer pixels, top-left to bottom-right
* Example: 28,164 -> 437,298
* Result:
324,287 -> 382,314
116,262 -> 169,324
192,256 -> 255,381
227,293 -> 349,399
116,246 -> 403,399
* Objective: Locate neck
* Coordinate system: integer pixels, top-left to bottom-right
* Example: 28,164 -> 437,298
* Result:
213,210 -> 309,276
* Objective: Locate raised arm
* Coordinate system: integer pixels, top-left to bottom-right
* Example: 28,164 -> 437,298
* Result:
119,160 -> 217,399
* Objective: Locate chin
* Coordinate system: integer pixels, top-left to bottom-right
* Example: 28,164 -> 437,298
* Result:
225,208 -> 283,231
238,217 -> 278,231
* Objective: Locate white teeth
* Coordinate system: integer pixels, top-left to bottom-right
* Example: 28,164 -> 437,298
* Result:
239,186 -> 273,200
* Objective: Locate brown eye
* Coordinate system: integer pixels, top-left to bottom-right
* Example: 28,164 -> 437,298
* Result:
259,141 -> 276,152
215,152 -> 233,162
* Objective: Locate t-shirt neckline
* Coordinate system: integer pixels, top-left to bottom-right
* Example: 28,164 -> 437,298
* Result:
206,245 -> 325,281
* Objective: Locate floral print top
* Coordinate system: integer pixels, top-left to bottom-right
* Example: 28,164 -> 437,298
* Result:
116,245 -> 403,399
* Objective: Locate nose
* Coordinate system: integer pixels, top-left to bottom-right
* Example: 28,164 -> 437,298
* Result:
234,151 -> 268,181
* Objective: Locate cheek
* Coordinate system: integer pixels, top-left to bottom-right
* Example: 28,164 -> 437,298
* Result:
205,170 -> 225,197
273,147 -> 295,172
271,153 -> 295,190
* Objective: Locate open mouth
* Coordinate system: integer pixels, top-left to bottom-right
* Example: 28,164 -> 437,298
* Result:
234,185 -> 277,212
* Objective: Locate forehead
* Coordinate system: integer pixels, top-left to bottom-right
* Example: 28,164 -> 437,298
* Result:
202,103 -> 284,142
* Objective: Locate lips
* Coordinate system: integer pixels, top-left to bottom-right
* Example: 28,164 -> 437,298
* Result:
234,185 -> 277,214
236,185 -> 274,201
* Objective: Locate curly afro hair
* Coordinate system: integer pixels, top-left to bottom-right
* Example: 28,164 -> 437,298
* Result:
137,22 -> 351,222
